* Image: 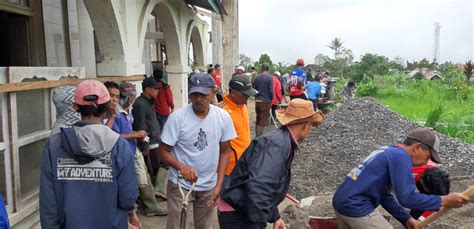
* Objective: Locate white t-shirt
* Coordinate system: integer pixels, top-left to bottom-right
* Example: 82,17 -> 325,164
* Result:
161,104 -> 237,191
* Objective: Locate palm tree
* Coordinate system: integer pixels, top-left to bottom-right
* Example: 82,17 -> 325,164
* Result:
328,37 -> 343,59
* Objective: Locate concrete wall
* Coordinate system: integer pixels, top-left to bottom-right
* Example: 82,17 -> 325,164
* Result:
42,0 -> 96,77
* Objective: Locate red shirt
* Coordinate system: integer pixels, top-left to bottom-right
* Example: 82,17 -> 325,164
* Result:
154,85 -> 174,116
412,159 -> 438,219
272,76 -> 283,105
212,71 -> 222,90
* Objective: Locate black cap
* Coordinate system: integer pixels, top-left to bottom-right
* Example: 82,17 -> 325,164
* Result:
229,76 -> 258,96
142,77 -> 161,89
189,73 -> 216,95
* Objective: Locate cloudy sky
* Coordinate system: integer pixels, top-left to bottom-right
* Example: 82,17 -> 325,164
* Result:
234,0 -> 473,65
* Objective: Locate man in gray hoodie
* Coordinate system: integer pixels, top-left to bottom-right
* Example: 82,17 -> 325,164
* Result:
40,80 -> 138,228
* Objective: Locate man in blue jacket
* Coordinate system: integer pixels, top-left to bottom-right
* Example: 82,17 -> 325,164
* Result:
333,128 -> 469,228
40,80 -> 138,228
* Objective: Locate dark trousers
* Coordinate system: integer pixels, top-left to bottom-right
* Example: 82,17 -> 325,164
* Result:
218,211 -> 266,229
271,105 -> 278,120
309,99 -> 318,111
290,93 -> 307,100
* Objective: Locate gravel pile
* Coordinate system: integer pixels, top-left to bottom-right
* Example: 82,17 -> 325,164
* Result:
289,97 -> 474,199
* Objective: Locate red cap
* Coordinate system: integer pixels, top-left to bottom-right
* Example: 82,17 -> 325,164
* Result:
296,58 -> 305,66
75,80 -> 110,106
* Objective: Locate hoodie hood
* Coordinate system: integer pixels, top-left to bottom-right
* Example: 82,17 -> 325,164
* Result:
61,121 -> 119,160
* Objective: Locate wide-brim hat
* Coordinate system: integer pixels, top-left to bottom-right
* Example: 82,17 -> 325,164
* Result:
276,99 -> 324,126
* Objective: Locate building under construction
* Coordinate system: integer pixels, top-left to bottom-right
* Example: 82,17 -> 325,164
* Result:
0,0 -> 239,227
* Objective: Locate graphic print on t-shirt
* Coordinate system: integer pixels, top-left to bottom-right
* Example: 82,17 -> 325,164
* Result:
194,128 -> 208,151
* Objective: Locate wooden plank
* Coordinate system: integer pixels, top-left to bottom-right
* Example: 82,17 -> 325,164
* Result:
0,75 -> 145,93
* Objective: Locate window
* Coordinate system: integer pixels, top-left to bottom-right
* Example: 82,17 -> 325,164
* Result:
6,0 -> 29,7
0,150 -> 6,199
19,139 -> 44,198
16,89 -> 48,137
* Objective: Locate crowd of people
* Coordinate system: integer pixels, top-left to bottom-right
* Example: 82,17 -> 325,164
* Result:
27,57 -> 470,229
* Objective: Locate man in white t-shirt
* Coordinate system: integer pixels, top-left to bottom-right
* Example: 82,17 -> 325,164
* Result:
158,73 -> 237,229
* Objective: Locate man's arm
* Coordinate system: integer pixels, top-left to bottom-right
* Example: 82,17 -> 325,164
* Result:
245,140 -> 287,224
380,190 -> 412,225
388,154 -> 441,211
40,139 -> 61,229
166,87 -> 174,110
269,77 -> 274,102
208,141 -> 231,207
131,102 -> 149,151
158,143 -> 198,183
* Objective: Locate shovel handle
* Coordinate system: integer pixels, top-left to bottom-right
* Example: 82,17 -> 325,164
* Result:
418,186 -> 473,228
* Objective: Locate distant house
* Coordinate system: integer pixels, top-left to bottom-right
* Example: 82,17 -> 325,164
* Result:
423,71 -> 443,80
409,68 -> 443,80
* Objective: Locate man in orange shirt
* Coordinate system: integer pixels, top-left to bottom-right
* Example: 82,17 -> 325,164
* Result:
217,76 -> 258,175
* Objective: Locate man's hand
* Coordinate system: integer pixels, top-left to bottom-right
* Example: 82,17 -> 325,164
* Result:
179,165 -> 198,183
133,130 -> 147,139
406,218 -> 419,229
273,218 -> 286,229
441,193 -> 470,208
128,212 -> 141,228
207,186 -> 220,207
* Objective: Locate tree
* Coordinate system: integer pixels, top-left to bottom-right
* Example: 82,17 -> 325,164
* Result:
239,53 -> 253,71
314,53 -> 330,66
390,56 -> 405,71
328,37 -> 343,59
347,53 -> 391,82
274,62 -> 291,75
463,60 -> 473,85
255,53 -> 274,72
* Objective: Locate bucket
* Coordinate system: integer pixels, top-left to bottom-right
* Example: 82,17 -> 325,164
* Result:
309,216 -> 338,229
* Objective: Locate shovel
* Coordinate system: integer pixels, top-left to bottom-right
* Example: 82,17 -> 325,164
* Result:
177,175 -> 196,229
418,186 -> 474,228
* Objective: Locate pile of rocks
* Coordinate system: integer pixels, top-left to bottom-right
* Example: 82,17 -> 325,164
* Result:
290,97 -> 474,199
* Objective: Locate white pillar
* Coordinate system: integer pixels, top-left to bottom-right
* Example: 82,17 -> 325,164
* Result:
166,64 -> 192,108
212,15 -> 223,69
222,0 -> 239,92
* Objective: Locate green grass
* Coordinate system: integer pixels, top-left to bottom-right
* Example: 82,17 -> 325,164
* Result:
357,74 -> 474,144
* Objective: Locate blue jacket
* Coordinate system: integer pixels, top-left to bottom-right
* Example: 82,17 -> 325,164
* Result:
0,195 -> 9,229
305,81 -> 321,100
333,146 -> 441,225
40,121 -> 138,229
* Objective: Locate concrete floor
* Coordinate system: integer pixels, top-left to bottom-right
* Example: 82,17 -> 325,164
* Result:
138,97 -> 293,228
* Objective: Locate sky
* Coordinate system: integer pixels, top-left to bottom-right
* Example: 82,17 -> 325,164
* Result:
230,0 -> 473,65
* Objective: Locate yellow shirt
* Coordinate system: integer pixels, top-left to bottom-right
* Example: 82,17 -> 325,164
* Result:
217,94 -> 251,176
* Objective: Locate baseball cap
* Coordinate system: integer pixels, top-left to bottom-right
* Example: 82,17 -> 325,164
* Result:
75,80 -> 110,106
407,128 -> 441,163
236,66 -> 245,72
142,77 -> 161,89
274,71 -> 281,77
119,82 -> 137,97
189,73 -> 216,95
229,76 -> 258,96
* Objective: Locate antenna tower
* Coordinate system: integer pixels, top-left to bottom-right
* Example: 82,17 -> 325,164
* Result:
433,22 -> 440,63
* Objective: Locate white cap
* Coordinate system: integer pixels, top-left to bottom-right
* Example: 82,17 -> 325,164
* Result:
274,71 -> 281,76
236,66 -> 245,72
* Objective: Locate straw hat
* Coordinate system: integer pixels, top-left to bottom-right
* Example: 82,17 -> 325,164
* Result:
276,99 -> 324,126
